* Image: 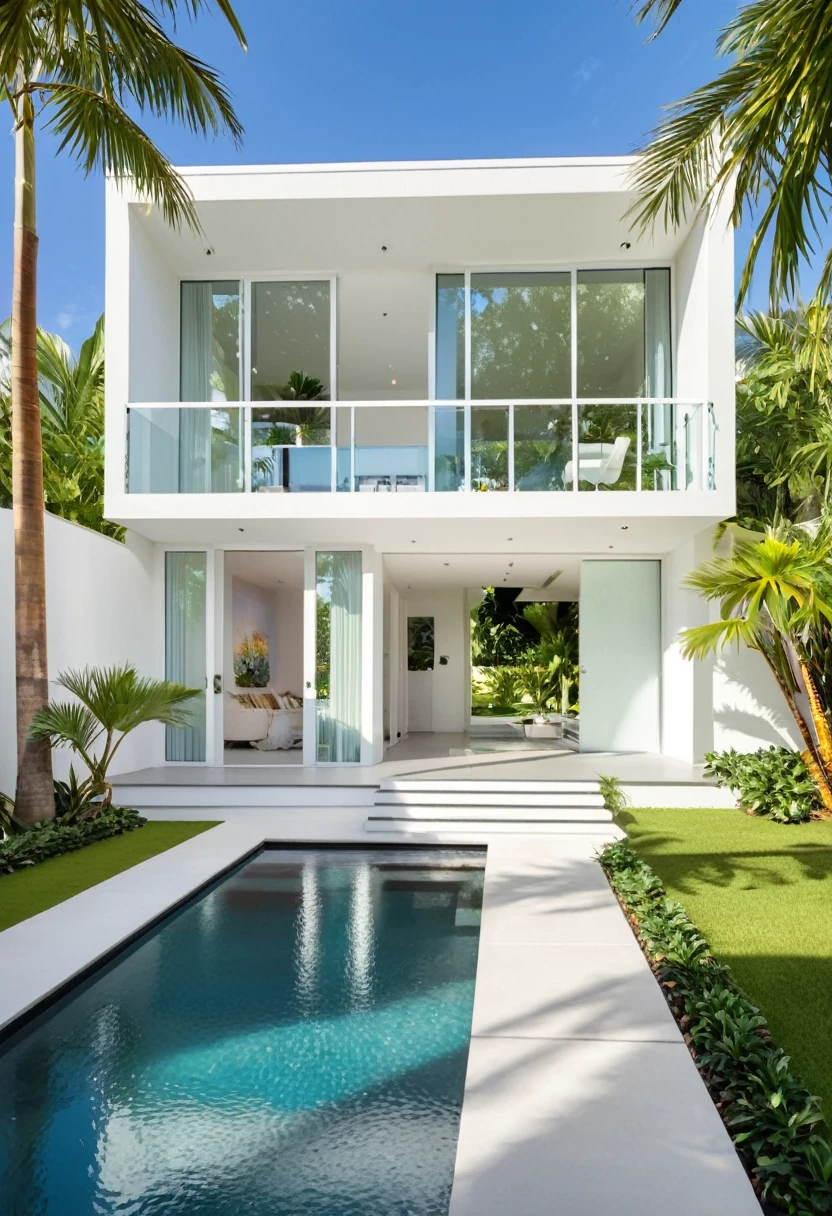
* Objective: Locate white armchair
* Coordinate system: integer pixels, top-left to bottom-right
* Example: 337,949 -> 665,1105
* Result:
563,436 -> 631,489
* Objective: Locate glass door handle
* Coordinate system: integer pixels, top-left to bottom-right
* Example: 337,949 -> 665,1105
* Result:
213,675 -> 222,694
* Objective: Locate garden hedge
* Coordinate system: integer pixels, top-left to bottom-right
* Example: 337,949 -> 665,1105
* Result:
599,840 -> 832,1214
0,808 -> 145,874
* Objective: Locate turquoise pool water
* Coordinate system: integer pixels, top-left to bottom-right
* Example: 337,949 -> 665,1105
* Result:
0,847 -> 484,1215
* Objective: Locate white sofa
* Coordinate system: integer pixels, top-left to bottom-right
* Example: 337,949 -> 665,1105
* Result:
224,690 -> 303,745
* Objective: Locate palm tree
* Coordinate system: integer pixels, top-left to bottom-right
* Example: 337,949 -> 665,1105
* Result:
29,664 -> 201,811
680,526 -> 832,812
630,0 -> 832,305
2,1 -> 245,824
735,303 -> 832,525
0,315 -> 123,537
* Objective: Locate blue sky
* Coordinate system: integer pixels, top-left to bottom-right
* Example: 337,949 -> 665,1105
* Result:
0,0 -> 751,344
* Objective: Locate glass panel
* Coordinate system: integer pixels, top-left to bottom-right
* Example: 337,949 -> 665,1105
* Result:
471,272 -> 571,399
127,408 -> 243,493
643,401 -> 676,490
435,274 -> 465,400
251,405 -> 332,492
251,281 -> 331,402
353,407 -> 428,492
408,617 -> 435,671
574,404 -> 638,491
514,404 -> 572,491
645,268 -> 672,397
336,406 -> 352,492
471,406 -> 508,491
577,270 -> 645,397
165,552 -> 206,761
434,405 -> 465,491
180,281 -> 240,402
316,551 -> 362,763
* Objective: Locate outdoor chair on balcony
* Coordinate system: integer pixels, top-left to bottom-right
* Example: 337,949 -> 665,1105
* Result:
563,436 -> 631,489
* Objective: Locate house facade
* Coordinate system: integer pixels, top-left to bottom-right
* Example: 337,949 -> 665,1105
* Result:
103,156 -> 736,771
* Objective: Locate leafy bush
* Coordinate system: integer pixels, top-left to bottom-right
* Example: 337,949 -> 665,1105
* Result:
599,841 -> 832,1214
514,663 -> 560,713
705,747 -> 822,823
483,665 -> 521,707
597,774 -> 630,814
0,807 -> 145,874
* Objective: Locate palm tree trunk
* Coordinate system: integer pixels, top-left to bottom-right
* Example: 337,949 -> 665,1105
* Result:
767,657 -> 832,816
12,94 -> 53,824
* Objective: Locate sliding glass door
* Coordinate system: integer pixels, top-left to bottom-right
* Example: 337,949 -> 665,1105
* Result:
314,551 -> 363,763
164,552 -> 207,761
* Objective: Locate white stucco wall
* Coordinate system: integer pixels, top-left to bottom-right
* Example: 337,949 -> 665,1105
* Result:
404,589 -> 469,733
0,510 -> 157,794
274,586 -> 303,695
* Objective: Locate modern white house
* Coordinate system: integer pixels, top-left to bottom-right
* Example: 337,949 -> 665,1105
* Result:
101,155 -> 741,779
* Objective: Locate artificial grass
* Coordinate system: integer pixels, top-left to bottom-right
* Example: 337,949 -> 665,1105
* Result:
622,806 -> 832,1120
0,820 -> 219,933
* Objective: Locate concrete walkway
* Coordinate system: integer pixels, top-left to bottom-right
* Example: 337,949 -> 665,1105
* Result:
0,814 -> 758,1213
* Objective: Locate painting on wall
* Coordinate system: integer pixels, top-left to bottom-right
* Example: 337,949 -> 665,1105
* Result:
407,616 -> 435,671
234,631 -> 270,687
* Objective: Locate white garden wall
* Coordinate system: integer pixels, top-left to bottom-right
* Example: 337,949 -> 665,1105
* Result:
0,510 -> 157,795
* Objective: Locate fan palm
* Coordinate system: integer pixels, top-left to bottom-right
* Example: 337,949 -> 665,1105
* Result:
680,525 -> 832,812
0,315 -> 122,536
2,1 -> 245,823
631,0 -> 832,305
29,664 -> 201,810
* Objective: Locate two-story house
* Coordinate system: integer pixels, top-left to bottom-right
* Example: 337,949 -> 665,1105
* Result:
104,156 -> 735,776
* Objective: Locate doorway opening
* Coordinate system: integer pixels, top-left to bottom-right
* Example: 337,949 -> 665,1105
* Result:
470,587 -> 580,746
222,550 -> 304,765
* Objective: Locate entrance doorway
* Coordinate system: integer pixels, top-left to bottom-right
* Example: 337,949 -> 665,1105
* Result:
222,551 -> 304,765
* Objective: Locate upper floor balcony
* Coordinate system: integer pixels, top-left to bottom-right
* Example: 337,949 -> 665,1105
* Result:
105,159 -> 735,530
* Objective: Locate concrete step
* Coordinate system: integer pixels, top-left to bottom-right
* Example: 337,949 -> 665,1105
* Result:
366,817 -> 618,836
374,790 -> 606,809
378,778 -> 601,795
370,805 -> 613,823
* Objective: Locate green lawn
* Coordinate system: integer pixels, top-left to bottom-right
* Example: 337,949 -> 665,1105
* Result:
0,821 -> 219,932
622,806 -> 832,1118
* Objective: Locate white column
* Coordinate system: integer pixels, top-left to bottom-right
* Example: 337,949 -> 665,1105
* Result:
361,547 -> 385,765
661,529 -> 714,763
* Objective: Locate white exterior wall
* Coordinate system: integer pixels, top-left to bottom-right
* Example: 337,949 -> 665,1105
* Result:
0,511 -> 157,794
661,531 -> 715,764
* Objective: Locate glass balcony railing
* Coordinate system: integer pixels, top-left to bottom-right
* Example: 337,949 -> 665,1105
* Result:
125,400 -> 715,494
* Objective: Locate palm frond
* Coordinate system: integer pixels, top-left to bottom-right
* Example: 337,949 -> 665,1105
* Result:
679,618 -> 754,660
29,701 -> 101,757
55,663 -> 201,733
46,83 -> 199,229
631,0 -> 686,37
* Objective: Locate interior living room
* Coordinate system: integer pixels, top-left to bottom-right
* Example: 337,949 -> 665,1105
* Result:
223,550 -> 304,765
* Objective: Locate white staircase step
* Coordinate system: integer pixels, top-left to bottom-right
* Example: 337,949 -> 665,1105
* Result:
369,805 -> 612,823
379,778 -> 600,795
366,817 -> 617,836
374,790 -> 606,809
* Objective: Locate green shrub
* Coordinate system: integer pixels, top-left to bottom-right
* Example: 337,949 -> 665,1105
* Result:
705,747 -> 821,823
0,808 -> 145,874
483,665 -> 521,707
597,774 -> 630,814
599,840 -> 832,1214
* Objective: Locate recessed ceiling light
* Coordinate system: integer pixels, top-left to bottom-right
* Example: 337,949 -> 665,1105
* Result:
507,537 -> 513,542
238,527 -> 244,532
609,545 -> 614,549
508,562 -> 514,567
411,539 -> 416,544
443,561 -> 450,566
620,241 -> 631,250
391,379 -> 397,386
621,525 -> 629,531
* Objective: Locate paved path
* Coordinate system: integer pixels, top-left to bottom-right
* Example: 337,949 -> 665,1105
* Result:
0,815 -> 759,1213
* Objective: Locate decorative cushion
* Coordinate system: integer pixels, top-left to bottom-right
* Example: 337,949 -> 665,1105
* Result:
233,693 -> 256,709
249,691 -> 279,710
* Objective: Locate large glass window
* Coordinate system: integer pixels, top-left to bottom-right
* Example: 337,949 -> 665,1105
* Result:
127,407 -> 243,493
471,272 -> 571,399
180,282 -> 240,402
315,551 -> 362,763
577,269 -> 672,398
435,275 -> 465,400
251,281 -> 331,402
165,552 -> 206,761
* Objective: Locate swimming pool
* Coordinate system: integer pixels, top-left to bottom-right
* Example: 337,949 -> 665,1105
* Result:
0,846 -> 485,1215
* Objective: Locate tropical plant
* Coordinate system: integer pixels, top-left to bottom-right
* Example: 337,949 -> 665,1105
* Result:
600,841 -> 832,1214
29,665 -> 201,810
2,1 -> 245,824
0,807 -> 144,874
482,665 -> 520,707
233,632 -> 270,688
735,304 -> 832,527
631,0 -> 832,307
514,663 -> 560,714
680,526 -> 832,812
597,774 -> 630,815
471,587 -> 537,666
0,315 -> 122,538
278,371 -> 327,402
705,747 -> 821,823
